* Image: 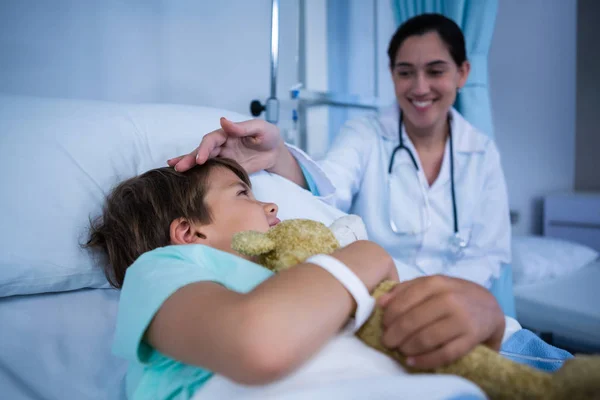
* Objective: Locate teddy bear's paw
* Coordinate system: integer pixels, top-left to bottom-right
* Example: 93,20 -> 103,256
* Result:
550,355 -> 600,400
329,215 -> 368,247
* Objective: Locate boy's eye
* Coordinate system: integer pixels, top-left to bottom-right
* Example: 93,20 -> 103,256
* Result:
237,189 -> 249,197
428,69 -> 444,76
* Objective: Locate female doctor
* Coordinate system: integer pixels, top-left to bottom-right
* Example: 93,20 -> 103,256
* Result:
170,14 -> 511,298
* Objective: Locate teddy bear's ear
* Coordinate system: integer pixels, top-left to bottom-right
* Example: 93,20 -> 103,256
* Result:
231,231 -> 276,256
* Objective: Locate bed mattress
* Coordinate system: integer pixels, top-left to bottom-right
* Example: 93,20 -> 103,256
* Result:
514,260 -> 600,352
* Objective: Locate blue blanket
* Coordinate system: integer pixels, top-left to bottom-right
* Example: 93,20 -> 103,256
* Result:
447,330 -> 574,399
500,329 -> 573,372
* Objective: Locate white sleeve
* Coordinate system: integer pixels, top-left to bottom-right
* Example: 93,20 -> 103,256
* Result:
287,118 -> 376,213
286,144 -> 336,201
445,142 -> 512,288
502,316 -> 522,345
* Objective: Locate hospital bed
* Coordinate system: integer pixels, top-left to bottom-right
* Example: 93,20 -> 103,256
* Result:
512,194 -> 600,353
0,94 -> 490,400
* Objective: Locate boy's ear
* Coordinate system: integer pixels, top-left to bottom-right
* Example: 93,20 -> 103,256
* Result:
170,218 -> 207,245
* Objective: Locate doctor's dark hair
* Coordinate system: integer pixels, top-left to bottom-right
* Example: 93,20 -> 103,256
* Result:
387,13 -> 467,67
85,158 -> 251,289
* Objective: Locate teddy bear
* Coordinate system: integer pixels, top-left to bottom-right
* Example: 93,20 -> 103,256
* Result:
231,216 -> 600,400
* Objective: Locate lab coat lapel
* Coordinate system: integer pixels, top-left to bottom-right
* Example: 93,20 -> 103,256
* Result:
430,109 -> 487,192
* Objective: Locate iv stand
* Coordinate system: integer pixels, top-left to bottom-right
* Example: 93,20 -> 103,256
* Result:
249,0 -> 280,124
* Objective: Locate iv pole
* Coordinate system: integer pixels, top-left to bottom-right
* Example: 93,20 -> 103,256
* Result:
249,0 -> 280,124
250,0 -> 380,151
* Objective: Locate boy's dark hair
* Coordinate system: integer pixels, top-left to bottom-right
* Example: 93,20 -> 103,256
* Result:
387,13 -> 467,68
86,158 -> 251,288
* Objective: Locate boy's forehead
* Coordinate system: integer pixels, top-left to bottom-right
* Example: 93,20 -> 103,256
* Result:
208,167 -> 248,189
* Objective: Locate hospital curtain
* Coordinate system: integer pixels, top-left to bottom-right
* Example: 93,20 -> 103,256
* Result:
391,0 -> 498,138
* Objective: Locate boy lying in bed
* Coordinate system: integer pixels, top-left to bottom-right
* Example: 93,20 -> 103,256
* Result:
87,158 -> 518,400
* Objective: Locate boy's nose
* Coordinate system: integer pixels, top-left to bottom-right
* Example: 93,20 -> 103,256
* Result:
264,202 -> 278,216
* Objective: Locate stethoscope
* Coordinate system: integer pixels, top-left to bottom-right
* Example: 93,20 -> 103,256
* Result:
387,112 -> 468,257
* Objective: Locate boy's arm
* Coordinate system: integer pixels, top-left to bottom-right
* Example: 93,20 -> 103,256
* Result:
146,240 -> 395,385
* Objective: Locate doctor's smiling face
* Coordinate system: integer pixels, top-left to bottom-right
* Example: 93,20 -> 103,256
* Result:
389,15 -> 470,136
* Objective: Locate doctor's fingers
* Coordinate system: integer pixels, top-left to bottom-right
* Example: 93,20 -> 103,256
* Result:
169,151 -> 198,172
221,117 -> 281,143
223,118 -> 285,154
381,293 -> 459,349
404,334 -> 475,370
166,126 -> 226,170
195,130 -> 229,165
380,275 -> 455,328
220,117 -> 264,137
167,155 -> 185,167
391,314 -> 470,359
169,135 -> 224,173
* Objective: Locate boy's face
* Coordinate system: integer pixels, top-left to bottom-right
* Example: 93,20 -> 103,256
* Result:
192,167 -> 280,255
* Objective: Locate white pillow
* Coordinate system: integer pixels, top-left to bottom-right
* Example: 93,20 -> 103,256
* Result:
0,95 -> 343,297
511,235 -> 599,286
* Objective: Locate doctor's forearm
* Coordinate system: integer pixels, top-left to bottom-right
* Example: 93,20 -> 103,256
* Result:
267,143 -> 308,189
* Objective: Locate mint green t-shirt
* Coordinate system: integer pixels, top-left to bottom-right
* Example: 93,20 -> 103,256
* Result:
112,244 -> 273,400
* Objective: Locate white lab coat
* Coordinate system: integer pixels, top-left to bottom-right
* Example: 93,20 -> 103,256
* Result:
291,105 -> 511,288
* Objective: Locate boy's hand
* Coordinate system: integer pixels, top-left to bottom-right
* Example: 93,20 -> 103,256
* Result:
378,275 -> 505,370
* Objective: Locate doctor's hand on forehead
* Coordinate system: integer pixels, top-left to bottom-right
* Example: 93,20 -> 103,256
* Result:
378,275 -> 505,370
168,117 -> 288,174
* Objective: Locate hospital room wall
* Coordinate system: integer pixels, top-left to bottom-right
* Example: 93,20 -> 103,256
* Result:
0,0 -> 312,122
490,0 -> 576,235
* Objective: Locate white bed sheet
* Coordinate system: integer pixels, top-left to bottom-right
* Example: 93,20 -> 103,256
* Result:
197,318 -> 518,400
1,288 -> 487,400
514,260 -> 600,351
1,286 -> 522,400
196,332 -> 484,400
0,288 -> 127,400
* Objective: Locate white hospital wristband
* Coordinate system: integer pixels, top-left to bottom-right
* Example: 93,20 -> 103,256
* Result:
306,254 -> 376,333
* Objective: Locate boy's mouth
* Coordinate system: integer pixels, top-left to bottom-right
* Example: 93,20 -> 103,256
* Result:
269,218 -> 281,227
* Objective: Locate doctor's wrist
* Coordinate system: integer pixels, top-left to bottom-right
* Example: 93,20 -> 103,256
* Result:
267,142 -> 307,189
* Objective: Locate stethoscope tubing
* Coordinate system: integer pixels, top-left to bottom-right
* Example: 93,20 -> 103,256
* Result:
388,112 -> 459,235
